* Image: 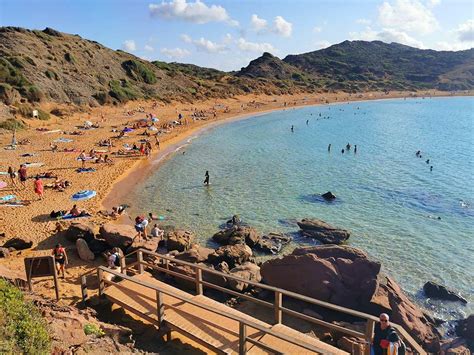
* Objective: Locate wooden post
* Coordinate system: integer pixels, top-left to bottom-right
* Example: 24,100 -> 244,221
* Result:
365,319 -> 375,355
274,291 -> 282,324
97,268 -> 104,296
51,257 -> 60,301
239,323 -> 247,355
120,254 -> 127,275
81,274 -> 87,301
137,250 -> 144,274
156,290 -> 164,324
195,268 -> 203,295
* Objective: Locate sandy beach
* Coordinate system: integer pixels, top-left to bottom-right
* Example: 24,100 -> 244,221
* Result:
0,89 -> 468,302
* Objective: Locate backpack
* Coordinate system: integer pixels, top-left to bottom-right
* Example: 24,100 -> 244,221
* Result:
113,253 -> 121,267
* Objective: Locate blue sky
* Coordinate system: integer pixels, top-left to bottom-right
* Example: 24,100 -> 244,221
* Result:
1,0 -> 473,71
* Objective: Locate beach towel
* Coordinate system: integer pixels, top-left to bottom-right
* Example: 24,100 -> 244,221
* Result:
21,153 -> 36,157
3,145 -> 16,150
0,195 -> 15,201
54,138 -> 74,143
76,168 -> 96,173
42,129 -> 62,134
23,162 -> 45,167
76,156 -> 95,161
57,213 -> 91,220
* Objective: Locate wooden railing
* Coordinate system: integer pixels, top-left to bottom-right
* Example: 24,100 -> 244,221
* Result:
81,248 -> 426,355
96,265 -> 333,354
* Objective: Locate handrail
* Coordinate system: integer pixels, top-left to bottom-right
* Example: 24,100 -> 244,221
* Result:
98,265 -> 335,354
126,248 -> 426,354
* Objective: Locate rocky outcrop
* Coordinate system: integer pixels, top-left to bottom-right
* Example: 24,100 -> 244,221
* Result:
208,244 -> 253,269
125,237 -> 160,255
260,245 -> 440,351
66,222 -> 95,243
456,315 -> 474,342
76,238 -> 95,261
166,230 -> 195,252
297,218 -> 350,244
423,281 -> 468,303
440,338 -> 471,355
212,226 -> 260,247
228,262 -> 261,292
255,233 -> 292,254
322,191 -> 336,201
2,237 -> 33,250
99,224 -> 135,248
174,244 -> 214,263
87,238 -> 110,255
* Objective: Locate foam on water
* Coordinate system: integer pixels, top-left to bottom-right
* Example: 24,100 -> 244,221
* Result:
125,97 -> 474,320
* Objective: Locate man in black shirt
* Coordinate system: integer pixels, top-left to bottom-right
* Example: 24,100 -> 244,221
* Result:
373,313 -> 400,355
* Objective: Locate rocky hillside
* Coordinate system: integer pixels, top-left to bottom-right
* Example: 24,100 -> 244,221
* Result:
0,27 -> 472,110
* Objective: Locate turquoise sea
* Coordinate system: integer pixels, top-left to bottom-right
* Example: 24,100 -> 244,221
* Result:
125,97 -> 474,320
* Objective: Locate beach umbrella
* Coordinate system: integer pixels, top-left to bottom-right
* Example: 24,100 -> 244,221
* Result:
71,190 -> 96,201
0,181 -> 7,189
151,117 -> 159,122
123,127 -> 133,133
148,126 -> 158,131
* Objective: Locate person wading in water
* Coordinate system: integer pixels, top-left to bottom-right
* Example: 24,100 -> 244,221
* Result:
204,171 -> 210,186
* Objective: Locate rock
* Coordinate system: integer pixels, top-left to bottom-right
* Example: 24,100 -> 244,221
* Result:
87,238 -> 110,255
208,244 -> 253,269
423,281 -> 468,304
255,233 -> 292,254
76,238 -> 95,261
260,244 -> 440,351
440,338 -> 471,355
2,237 -> 33,250
174,244 -> 214,263
228,262 -> 261,292
125,237 -> 160,255
302,308 -> 323,320
166,230 -> 195,252
297,218 -> 350,244
66,222 -> 95,243
322,191 -> 336,201
99,224 -> 135,248
456,315 -> 474,340
199,262 -> 228,288
337,336 -> 365,355
169,263 -> 195,290
0,247 -> 10,258
212,226 -> 260,247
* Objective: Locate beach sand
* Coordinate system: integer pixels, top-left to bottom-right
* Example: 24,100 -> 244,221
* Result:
0,89 -> 466,303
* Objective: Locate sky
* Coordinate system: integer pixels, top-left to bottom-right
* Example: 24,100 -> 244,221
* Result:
1,0 -> 473,71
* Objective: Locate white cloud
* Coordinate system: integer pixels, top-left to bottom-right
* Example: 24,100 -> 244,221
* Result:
144,45 -> 154,52
427,0 -> 440,7
236,38 -> 275,53
222,33 -> 233,44
455,19 -> 474,42
251,14 -> 268,32
356,18 -> 371,25
193,37 -> 227,53
273,16 -> 292,37
378,0 -> 438,34
435,41 -> 472,51
122,40 -> 137,52
313,26 -> 322,33
349,27 -> 424,48
315,40 -> 331,49
180,34 -> 192,43
149,0 -> 238,25
160,47 -> 191,59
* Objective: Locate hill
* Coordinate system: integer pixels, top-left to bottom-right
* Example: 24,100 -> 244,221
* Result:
0,27 -> 472,111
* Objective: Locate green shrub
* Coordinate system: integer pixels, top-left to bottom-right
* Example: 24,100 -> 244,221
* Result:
37,109 -> 50,120
122,60 -> 157,84
0,118 -> 25,130
44,69 -> 59,80
8,56 -> 25,69
14,103 -> 33,117
64,53 -> 75,63
24,56 -> 36,66
83,323 -> 105,337
93,91 -> 109,105
0,58 -> 29,88
0,279 -> 50,353
26,85 -> 43,102
108,80 -> 140,102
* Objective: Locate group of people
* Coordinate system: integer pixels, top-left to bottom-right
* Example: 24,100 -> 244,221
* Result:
415,150 -> 433,171
134,213 -> 165,241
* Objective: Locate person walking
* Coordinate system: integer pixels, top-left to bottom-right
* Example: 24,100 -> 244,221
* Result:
52,243 -> 68,278
7,166 -> 17,188
34,176 -> 44,200
372,313 -> 403,355
18,164 -> 27,188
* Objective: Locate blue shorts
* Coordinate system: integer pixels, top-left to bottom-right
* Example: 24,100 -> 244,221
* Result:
135,225 -> 144,232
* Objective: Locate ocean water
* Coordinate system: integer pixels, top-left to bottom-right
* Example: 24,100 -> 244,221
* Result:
126,97 -> 474,320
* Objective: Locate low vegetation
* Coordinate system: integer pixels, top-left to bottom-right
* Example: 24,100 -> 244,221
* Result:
0,118 -> 25,131
108,79 -> 140,102
122,60 -> 157,84
0,279 -> 50,353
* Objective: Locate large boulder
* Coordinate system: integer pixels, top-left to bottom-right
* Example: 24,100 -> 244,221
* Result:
87,238 -> 110,255
260,245 -> 440,352
208,244 -> 253,269
66,222 -> 95,243
212,226 -> 260,247
297,218 -> 350,244
2,237 -> 33,250
228,262 -> 261,292
322,191 -> 336,201
174,244 -> 214,263
456,315 -> 474,341
423,281 -> 468,304
125,237 -> 160,255
166,230 -> 195,252
76,238 -> 95,261
99,224 -> 135,248
255,233 -> 292,254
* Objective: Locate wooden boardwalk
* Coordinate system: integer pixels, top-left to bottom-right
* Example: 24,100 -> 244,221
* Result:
103,272 -> 347,354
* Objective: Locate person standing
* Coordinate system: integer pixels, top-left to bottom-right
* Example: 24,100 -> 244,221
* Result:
18,164 -> 27,188
52,243 -> 68,278
34,176 -> 44,200
372,313 -> 401,355
327,144 -> 331,152
78,150 -> 86,169
7,166 -> 17,188
204,171 -> 210,186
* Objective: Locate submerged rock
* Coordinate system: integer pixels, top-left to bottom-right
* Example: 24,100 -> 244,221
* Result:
423,281 -> 468,304
255,232 -> 292,254
297,218 -> 350,244
321,191 -> 336,201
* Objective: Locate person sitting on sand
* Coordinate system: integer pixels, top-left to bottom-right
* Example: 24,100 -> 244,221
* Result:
50,142 -> 58,152
104,154 -> 113,164
52,243 -> 68,278
69,204 -> 87,217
